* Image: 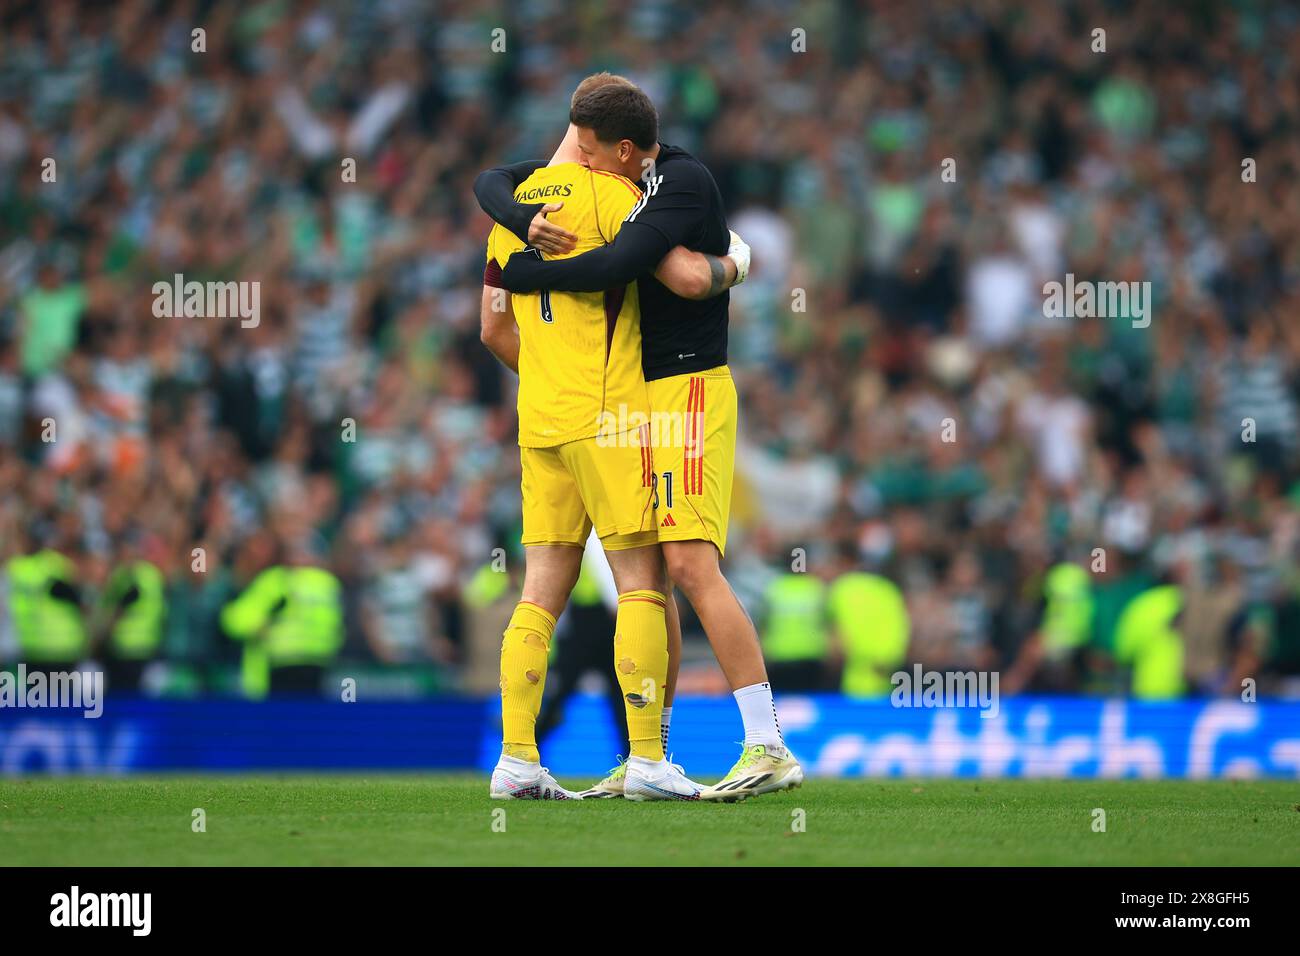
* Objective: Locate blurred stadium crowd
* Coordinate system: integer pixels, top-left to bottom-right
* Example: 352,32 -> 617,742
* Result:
1,0 -> 1298,700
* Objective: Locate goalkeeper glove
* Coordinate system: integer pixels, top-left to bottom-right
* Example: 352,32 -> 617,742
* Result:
726,230 -> 751,286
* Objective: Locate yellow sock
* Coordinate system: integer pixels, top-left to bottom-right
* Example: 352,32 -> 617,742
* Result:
614,589 -> 668,761
499,601 -> 556,763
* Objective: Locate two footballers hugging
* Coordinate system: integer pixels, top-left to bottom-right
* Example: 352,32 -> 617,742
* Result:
476,73 -> 803,802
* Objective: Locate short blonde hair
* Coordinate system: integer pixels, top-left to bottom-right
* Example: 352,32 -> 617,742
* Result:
570,72 -> 635,109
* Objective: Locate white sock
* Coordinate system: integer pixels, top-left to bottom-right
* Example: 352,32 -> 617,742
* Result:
496,753 -> 539,774
734,682 -> 784,750
660,706 -> 673,754
628,754 -> 668,772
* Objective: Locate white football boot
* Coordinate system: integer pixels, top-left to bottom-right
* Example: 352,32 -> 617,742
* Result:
489,754 -> 583,800
624,755 -> 704,802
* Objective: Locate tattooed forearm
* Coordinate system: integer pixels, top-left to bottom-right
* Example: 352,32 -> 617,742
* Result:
706,255 -> 729,296
654,247 -> 736,299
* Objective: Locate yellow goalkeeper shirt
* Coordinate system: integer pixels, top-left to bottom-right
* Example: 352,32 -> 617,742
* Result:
486,163 -> 648,449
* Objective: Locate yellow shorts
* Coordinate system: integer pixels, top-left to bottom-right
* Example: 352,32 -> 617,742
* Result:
520,432 -> 658,551
646,365 -> 737,555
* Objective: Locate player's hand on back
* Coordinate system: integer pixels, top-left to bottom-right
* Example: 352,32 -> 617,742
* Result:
527,203 -> 578,256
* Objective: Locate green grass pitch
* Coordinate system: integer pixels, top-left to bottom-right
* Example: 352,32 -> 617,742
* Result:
2,776 -> 1297,866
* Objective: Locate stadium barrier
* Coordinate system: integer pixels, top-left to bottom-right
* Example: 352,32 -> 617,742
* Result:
1,695 -> 1298,779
